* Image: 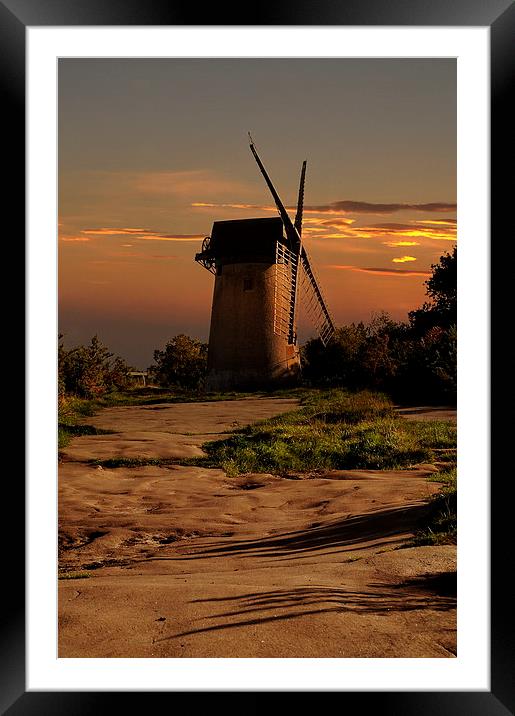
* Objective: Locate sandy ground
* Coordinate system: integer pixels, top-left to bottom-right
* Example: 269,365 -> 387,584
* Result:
395,406 -> 457,423
59,398 -> 457,658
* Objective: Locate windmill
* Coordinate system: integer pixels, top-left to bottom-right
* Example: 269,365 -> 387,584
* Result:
195,135 -> 335,391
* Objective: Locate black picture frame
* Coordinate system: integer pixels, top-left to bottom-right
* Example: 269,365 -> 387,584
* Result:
6,0 -> 512,712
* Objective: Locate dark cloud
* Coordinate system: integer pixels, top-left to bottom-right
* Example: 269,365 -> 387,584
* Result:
305,201 -> 456,214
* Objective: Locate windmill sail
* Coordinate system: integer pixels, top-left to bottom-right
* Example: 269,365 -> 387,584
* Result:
248,134 -> 335,347
299,248 -> 335,346
274,241 -> 299,340
294,161 -> 307,236
248,133 -> 300,252
249,133 -> 301,343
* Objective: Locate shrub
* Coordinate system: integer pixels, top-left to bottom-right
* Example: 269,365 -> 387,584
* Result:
58,334 -> 132,399
149,334 -> 208,390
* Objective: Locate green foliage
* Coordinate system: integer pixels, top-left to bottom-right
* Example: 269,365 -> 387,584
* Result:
149,334 -> 208,390
58,427 -> 71,450
403,420 -> 457,450
58,340 -> 130,450
83,389 -> 455,477
195,389 -> 455,477
58,394 -> 99,449
58,571 -> 91,580
428,466 -> 457,487
411,466 -> 457,545
90,456 -> 166,469
95,386 -> 256,407
59,334 -> 133,399
58,395 -> 97,419
59,423 -> 115,450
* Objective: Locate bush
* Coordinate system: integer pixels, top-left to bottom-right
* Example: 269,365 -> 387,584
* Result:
149,334 -> 207,390
301,316 -> 456,405
301,244 -> 457,405
58,334 -> 132,399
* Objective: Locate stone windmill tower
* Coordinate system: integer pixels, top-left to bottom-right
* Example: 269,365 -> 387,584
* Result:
195,135 -> 335,391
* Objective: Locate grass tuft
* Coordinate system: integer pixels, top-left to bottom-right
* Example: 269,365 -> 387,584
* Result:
95,387 -> 260,408
410,466 -> 457,546
194,390 -> 453,476
58,395 -> 112,449
89,456 -> 169,469
58,571 -> 91,580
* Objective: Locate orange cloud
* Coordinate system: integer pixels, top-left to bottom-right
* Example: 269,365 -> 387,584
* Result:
60,235 -> 91,242
392,256 -> 417,263
190,202 -> 456,243
358,222 -> 456,241
302,221 -> 455,242
302,226 -> 331,234
75,227 -> 205,242
195,200 -> 456,217
140,234 -> 204,242
81,228 -> 155,236
107,251 -> 178,259
191,202 -> 275,211
328,264 -> 431,277
383,241 -> 420,247
283,217 -> 455,242
192,202 -> 360,220
414,219 -> 457,227
305,217 -> 357,228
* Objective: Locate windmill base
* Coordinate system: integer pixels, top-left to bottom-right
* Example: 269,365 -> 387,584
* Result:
205,361 -> 300,392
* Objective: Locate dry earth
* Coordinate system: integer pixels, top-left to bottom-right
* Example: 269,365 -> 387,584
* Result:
58,398 -> 457,658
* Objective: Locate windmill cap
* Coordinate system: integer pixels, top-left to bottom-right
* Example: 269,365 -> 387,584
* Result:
201,217 -> 288,263
212,217 -> 283,235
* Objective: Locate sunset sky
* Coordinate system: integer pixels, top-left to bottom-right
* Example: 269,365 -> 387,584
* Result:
58,58 -> 456,368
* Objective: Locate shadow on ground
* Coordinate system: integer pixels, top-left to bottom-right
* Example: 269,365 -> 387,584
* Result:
157,573 -> 456,641
174,503 -> 430,562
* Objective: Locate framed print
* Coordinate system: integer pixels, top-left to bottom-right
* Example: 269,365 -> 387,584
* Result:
5,0 -> 512,712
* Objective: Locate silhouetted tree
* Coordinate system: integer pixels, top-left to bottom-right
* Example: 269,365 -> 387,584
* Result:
302,323 -> 368,387
301,246 -> 457,404
409,246 -> 457,333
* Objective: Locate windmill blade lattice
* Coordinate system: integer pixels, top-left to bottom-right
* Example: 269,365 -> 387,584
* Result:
299,248 -> 335,346
274,242 -> 299,339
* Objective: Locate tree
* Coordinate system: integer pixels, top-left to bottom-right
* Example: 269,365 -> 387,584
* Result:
302,313 -> 410,390
426,246 -> 457,312
59,335 -> 132,398
409,246 -> 457,332
301,323 -> 368,387
150,334 -> 208,390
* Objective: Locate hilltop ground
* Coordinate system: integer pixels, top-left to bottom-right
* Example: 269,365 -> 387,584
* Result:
58,397 -> 456,658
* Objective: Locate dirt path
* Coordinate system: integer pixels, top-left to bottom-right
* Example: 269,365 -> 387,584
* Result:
59,398 -> 456,658
395,406 -> 457,423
